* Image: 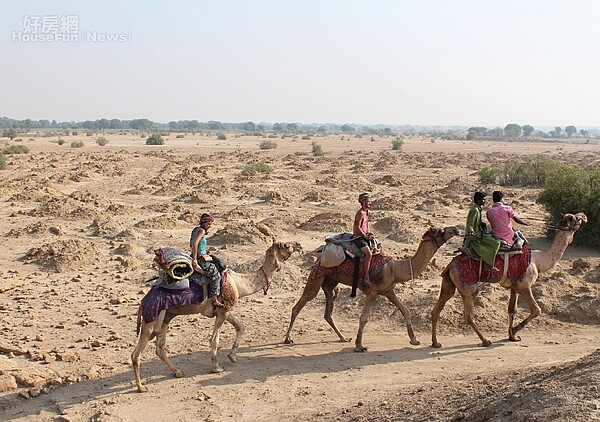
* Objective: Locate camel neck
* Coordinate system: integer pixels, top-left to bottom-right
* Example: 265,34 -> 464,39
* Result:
534,230 -> 574,273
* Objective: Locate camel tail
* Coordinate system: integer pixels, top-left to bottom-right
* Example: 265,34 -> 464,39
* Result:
135,306 -> 143,336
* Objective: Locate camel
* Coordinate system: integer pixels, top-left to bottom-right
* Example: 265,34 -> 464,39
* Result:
431,212 -> 587,348
284,226 -> 460,352
132,240 -> 302,393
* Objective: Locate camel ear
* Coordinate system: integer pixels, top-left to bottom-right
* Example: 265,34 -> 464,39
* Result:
575,212 -> 588,223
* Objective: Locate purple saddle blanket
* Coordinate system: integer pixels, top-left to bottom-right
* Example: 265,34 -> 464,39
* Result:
141,278 -> 206,323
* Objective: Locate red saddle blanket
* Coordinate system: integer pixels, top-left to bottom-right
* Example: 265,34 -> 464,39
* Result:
309,253 -> 393,285
453,244 -> 532,287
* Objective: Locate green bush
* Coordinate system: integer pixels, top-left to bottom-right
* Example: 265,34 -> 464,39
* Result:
312,142 -> 324,156
176,134 -> 185,138
96,137 -> 109,146
500,155 -> 556,186
146,133 -> 164,145
259,140 -> 278,150
538,164 -> 600,246
242,161 -> 273,175
0,154 -> 6,170
478,167 -> 499,184
57,139 -> 65,145
71,140 -> 84,148
301,135 -> 311,140
391,137 -> 404,150
3,144 -> 29,154
217,133 -> 227,140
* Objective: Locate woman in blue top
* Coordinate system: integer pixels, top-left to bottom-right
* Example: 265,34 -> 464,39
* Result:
191,213 -> 224,307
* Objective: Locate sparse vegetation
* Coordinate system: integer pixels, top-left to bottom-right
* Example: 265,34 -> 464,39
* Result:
391,137 -> 404,150
301,135 -> 311,140
259,140 -> 278,150
146,133 -> 164,145
242,161 -> 273,175
176,134 -> 185,138
478,167 -> 500,184
0,154 -> 6,170
3,144 -> 29,154
217,133 -> 227,140
96,137 -> 109,146
57,139 -> 65,145
71,140 -> 85,148
312,142 -> 324,156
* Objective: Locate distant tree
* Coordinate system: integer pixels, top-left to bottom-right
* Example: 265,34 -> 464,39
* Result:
38,119 -> 51,128
341,124 -> 355,133
565,126 -> 577,137
488,127 -> 504,137
580,129 -> 589,137
242,121 -> 256,132
208,121 -> 224,130
285,123 -> 298,133
23,119 -> 33,132
109,119 -> 123,130
504,123 -> 522,137
522,124 -> 535,137
3,128 -> 17,140
130,119 -> 154,131
272,122 -> 284,133
384,127 -> 392,135
554,126 -> 563,137
317,126 -> 327,134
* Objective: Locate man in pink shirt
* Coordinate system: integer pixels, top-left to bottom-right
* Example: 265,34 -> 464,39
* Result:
486,191 -> 529,246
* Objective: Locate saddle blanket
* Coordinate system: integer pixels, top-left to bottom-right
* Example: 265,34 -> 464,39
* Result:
309,253 -> 393,285
453,244 -> 532,287
141,278 -> 206,323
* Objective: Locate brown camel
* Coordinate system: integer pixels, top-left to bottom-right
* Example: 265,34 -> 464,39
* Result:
132,241 -> 302,392
284,226 -> 460,352
431,212 -> 587,348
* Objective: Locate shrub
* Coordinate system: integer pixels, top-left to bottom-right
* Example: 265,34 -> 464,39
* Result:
538,164 -> 600,246
500,155 -> 557,186
3,144 -> 29,154
146,133 -> 164,145
71,140 -> 84,148
141,133 -> 147,138
242,161 -> 273,175
0,154 -> 6,170
312,142 -> 324,156
96,137 -> 109,146
478,167 -> 499,184
391,137 -> 404,150
176,134 -> 185,138
217,133 -> 227,140
301,135 -> 311,140
259,140 -> 278,150
57,139 -> 65,145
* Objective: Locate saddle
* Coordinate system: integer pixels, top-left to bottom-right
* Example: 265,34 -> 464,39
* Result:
153,247 -> 195,288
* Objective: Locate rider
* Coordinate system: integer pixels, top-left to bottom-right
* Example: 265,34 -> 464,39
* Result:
190,213 -> 224,308
465,191 -> 500,270
353,193 -> 374,287
486,191 -> 529,248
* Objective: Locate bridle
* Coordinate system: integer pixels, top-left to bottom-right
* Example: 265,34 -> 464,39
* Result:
423,229 -> 446,248
260,266 -> 271,295
548,215 -> 584,232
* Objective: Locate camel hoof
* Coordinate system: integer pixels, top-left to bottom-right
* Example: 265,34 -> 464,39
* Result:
137,385 -> 149,393
480,340 -> 492,347
228,353 -> 237,363
354,346 -> 368,353
509,335 -> 521,342
339,337 -> 352,343
410,339 -> 421,346
174,370 -> 184,378
283,338 -> 294,345
432,342 -> 442,348
212,366 -> 225,374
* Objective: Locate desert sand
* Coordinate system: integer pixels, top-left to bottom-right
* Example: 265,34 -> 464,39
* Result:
1,133 -> 599,421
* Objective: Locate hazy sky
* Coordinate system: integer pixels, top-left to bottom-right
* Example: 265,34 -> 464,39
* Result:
1,1 -> 599,127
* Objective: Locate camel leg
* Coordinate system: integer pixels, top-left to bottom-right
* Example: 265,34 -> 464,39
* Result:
131,311 -> 166,393
210,311 -> 228,373
283,277 -> 323,344
355,293 -> 378,352
384,290 -> 420,346
322,281 -> 350,342
431,273 -> 456,348
462,293 -> 491,347
226,312 -> 245,363
510,284 -> 541,339
507,288 -> 520,341
155,323 -> 184,379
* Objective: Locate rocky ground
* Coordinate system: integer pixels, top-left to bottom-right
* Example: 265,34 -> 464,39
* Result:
0,133 -> 599,421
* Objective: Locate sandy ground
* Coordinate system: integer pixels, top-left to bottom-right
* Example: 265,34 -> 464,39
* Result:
1,133 -> 599,421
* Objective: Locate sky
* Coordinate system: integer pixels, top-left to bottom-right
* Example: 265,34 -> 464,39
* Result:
1,0 -> 599,127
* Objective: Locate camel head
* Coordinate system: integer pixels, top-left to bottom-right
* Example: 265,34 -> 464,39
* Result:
267,240 -> 303,271
557,213 -> 587,232
422,226 -> 460,247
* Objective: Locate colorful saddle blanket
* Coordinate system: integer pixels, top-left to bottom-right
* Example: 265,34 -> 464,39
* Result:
453,244 -> 532,287
309,253 -> 392,285
141,278 -> 206,323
